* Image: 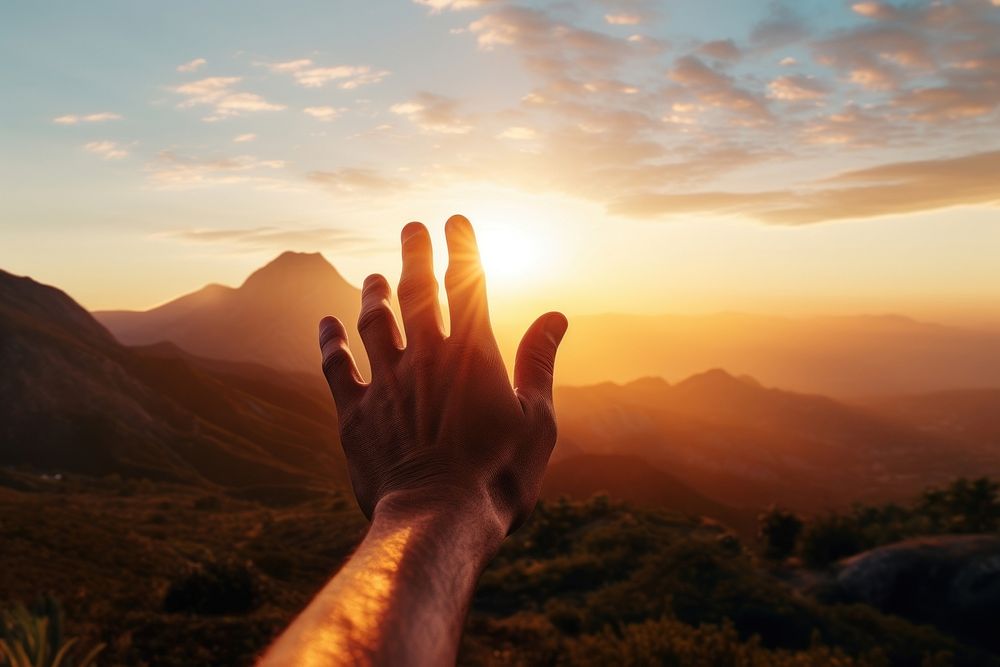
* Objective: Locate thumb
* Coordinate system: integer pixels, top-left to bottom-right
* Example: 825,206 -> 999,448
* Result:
514,311 -> 568,402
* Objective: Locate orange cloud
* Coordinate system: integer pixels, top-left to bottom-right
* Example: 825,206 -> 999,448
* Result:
610,150 -> 1000,225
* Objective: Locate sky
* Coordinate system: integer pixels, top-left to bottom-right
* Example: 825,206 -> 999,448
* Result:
1,0 -> 999,327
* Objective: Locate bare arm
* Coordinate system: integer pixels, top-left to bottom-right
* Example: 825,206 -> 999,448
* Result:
259,215 -> 567,666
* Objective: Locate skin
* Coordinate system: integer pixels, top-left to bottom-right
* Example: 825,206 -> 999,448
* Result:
258,214 -> 567,666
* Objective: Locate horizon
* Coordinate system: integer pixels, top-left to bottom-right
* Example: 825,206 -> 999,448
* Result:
79,248 -> 1000,332
2,0 -> 1000,328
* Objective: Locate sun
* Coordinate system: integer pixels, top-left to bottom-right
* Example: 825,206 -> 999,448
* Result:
474,223 -> 548,287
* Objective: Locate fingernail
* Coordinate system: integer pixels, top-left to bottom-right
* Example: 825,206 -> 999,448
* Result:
547,313 -> 568,341
401,221 -> 424,243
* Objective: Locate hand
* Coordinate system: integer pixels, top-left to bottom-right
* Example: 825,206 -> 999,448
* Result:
318,214 -> 567,539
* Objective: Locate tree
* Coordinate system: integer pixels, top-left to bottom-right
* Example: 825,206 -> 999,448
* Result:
757,506 -> 804,560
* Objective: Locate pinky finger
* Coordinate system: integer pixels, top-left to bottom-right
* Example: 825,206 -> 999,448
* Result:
319,316 -> 364,410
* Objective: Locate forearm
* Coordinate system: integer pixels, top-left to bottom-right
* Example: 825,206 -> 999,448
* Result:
258,493 -> 504,666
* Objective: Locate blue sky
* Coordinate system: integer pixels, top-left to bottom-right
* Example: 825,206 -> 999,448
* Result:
1,0 -> 999,325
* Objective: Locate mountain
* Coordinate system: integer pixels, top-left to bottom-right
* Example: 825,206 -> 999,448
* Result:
95,251 -> 366,378
864,389 -> 1000,447
541,453 -> 756,535
0,268 -> 347,487
553,371 -> 998,511
514,312 -> 1000,397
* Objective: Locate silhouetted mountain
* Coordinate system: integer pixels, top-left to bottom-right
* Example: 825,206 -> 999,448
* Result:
541,453 -> 755,534
518,312 -> 1000,397
553,372 -> 998,511
0,268 -> 345,487
95,252 -> 365,378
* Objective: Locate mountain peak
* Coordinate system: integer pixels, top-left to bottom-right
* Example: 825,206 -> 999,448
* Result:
240,251 -> 349,291
673,368 -> 756,395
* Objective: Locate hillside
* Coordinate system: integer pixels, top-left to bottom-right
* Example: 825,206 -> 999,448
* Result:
95,251 -> 366,378
0,268 -> 347,488
553,372 -> 998,511
541,453 -> 755,535
864,389 -> 1000,447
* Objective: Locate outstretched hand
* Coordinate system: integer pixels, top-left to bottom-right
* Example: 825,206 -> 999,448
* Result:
319,214 -> 568,538
259,215 -> 566,666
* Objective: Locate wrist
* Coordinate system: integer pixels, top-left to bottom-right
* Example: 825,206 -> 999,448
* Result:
371,488 -> 506,564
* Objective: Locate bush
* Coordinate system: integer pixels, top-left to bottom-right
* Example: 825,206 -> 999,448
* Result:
758,507 -> 804,560
800,514 -> 871,568
163,559 -> 265,616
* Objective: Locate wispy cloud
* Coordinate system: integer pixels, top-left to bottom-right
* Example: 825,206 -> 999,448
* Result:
265,59 -> 389,89
176,58 -> 207,73
391,93 -> 472,133
413,0 -> 494,12
605,14 -> 641,26
767,74 -> 830,101
610,149 -> 1000,225
161,225 -> 372,252
172,76 -> 286,121
54,112 -> 122,125
233,133 -> 256,143
303,106 -> 345,121
146,150 -> 289,189
307,167 -> 407,193
83,141 -> 128,160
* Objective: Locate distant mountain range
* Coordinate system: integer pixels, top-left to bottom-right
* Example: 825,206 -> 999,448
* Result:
95,251 -> 367,379
522,311 -> 1000,397
553,372 -> 1000,511
95,252 -> 1000,397
4,257 -> 999,524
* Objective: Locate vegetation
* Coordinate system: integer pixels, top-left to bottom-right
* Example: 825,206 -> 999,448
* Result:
1,472 -> 997,666
0,598 -> 103,667
762,477 -> 1000,568
758,507 -> 804,560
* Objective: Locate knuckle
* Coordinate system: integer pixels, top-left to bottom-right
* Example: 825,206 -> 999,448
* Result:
322,347 -> 353,376
362,273 -> 390,296
397,275 -> 437,304
357,303 -> 392,334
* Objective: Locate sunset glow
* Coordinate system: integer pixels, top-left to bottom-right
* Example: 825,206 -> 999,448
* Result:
1,0 -> 999,326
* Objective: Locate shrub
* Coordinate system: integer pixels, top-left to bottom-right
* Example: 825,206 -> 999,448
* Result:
0,598 -> 103,667
758,506 -> 804,560
163,559 -> 265,616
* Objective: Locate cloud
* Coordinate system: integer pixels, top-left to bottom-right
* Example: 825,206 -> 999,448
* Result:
177,58 -> 207,73
749,4 -> 809,49
698,39 -> 741,62
605,14 -> 641,26
172,77 -> 286,121
498,126 -> 537,140
233,133 -> 256,143
468,6 -> 633,77
146,151 -> 289,189
307,168 -> 406,193
162,225 -> 370,251
767,74 -> 830,101
53,112 -> 122,125
265,59 -> 389,89
83,141 -> 128,160
303,106 -> 345,121
413,0 -> 493,11
610,149 -> 1000,225
669,55 -> 771,121
391,93 -> 473,133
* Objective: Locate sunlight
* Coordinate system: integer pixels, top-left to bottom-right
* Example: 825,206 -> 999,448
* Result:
475,224 -> 546,287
